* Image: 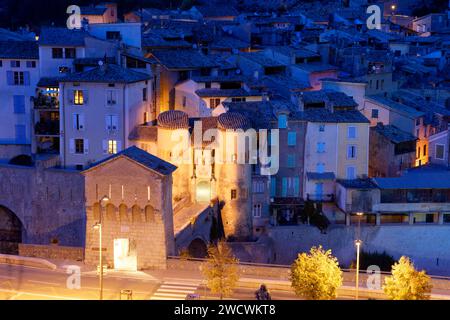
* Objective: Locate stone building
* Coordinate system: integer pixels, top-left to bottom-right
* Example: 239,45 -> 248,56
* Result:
369,123 -> 417,177
83,146 -> 176,270
130,110 -> 255,240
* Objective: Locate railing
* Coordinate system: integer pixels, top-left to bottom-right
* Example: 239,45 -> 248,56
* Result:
306,193 -> 335,202
33,96 -> 59,109
35,121 -> 59,135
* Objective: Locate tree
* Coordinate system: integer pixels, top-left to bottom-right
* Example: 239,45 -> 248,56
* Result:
383,256 -> 432,300
202,240 -> 239,300
290,246 -> 343,300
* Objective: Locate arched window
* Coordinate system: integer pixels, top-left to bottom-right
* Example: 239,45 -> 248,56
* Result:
119,204 -> 128,222
106,203 -> 116,221
92,203 -> 100,221
145,205 -> 155,222
132,205 -> 142,223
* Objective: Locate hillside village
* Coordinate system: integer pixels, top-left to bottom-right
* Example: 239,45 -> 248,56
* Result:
0,0 -> 450,276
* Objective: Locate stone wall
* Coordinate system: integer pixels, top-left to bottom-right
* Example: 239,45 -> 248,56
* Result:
269,224 -> 450,275
19,244 -> 84,261
83,156 -> 175,270
0,163 -> 85,247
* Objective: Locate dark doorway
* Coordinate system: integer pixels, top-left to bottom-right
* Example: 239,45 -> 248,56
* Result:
188,238 -> 208,258
0,206 -> 22,254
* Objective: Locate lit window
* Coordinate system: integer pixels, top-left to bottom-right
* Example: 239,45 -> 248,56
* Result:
74,90 -> 84,105
108,140 -> 118,154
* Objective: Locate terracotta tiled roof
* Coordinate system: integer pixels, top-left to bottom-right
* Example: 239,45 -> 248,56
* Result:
217,112 -> 251,131
157,110 -> 189,129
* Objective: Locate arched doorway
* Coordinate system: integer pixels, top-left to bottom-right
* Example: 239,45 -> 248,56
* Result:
0,206 -> 22,254
187,238 -> 208,258
196,181 -> 211,202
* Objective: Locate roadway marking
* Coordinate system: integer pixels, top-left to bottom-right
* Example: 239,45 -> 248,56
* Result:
27,280 -> 60,286
0,288 -> 82,300
150,281 -> 200,300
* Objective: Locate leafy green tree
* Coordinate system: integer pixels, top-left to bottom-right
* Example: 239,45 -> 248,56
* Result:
383,256 -> 432,300
290,246 -> 343,300
202,241 -> 239,300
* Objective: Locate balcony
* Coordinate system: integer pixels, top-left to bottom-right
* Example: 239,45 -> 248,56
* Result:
306,193 -> 335,202
35,121 -> 59,136
33,95 -> 59,110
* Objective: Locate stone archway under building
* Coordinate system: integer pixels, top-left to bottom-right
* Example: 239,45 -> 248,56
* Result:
188,238 -> 208,258
0,205 -> 22,254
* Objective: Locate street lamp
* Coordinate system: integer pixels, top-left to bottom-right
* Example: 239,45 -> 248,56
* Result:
94,195 -> 110,300
355,239 -> 362,300
355,212 -> 363,300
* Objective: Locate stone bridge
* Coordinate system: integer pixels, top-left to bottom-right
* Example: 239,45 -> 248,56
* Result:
173,202 -> 219,258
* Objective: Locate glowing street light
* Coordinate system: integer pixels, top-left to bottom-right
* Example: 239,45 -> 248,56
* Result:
355,239 -> 362,300
94,195 -> 110,300
355,211 -> 364,300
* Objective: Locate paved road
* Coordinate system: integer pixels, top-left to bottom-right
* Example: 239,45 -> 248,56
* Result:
0,263 -> 380,300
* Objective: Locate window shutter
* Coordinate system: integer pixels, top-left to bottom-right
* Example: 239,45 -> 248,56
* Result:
347,146 -> 352,158
282,178 -> 288,197
102,140 -> 108,154
72,114 -> 77,130
84,139 -> 89,154
68,90 -> 74,104
79,114 -> 85,130
294,178 -> 300,197
13,95 -> 25,114
23,72 -> 30,86
270,177 -> 276,197
83,90 -> 88,104
112,115 -> 119,130
117,140 -> 122,152
69,139 -> 75,154
7,71 -> 13,85
105,116 -> 111,130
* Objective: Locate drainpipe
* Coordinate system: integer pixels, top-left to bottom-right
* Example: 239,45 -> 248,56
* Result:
61,83 -> 66,168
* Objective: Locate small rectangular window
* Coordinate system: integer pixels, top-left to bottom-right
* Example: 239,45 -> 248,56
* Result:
287,154 -> 296,168
231,189 -> 237,200
319,124 -> 325,132
348,126 -> 357,139
74,90 -> 84,105
26,61 -> 36,68
346,166 -> 356,179
436,144 -> 445,160
10,61 -> 20,68
317,142 -> 325,153
252,204 -> 262,218
65,48 -> 76,59
75,139 -> 84,154
278,114 -> 287,129
347,145 -> 357,159
108,140 -> 118,154
52,48 -> 63,59
182,96 -> 187,107
143,88 -> 148,101
371,109 -> 379,119
287,131 -> 297,146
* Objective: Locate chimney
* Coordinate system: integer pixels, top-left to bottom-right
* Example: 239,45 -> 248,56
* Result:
292,92 -> 304,111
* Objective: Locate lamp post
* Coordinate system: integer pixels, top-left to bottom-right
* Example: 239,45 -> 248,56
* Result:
94,195 -> 110,300
355,239 -> 362,300
355,212 -> 364,300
